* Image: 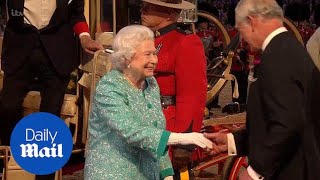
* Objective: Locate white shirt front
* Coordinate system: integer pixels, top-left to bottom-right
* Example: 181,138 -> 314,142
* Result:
23,0 -> 57,30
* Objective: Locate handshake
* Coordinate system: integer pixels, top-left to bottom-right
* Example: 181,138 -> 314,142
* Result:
168,132 -> 229,155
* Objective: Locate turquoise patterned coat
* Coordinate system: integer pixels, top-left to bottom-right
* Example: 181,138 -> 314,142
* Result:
84,70 -> 174,180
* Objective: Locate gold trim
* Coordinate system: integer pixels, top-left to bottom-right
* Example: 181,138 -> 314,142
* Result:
113,0 -> 116,36
203,112 -> 246,126
96,0 -> 101,33
89,0 -> 96,36
84,0 -> 90,25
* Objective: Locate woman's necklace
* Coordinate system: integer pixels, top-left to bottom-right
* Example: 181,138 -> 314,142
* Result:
123,74 -> 145,90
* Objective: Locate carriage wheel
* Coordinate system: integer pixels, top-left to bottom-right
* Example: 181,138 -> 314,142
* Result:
197,11 -> 232,107
221,156 -> 248,180
197,11 -> 231,48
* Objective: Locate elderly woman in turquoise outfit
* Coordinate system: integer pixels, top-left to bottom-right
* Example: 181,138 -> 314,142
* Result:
84,25 -> 213,180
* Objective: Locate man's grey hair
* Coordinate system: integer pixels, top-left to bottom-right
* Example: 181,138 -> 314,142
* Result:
235,0 -> 283,25
111,25 -> 154,71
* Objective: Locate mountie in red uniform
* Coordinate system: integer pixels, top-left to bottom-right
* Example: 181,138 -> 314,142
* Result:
154,24 -> 207,133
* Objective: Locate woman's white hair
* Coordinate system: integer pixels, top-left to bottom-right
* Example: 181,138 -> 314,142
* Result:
111,25 -> 154,71
235,0 -> 283,25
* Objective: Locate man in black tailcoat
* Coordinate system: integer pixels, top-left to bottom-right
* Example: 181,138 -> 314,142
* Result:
205,0 -> 320,179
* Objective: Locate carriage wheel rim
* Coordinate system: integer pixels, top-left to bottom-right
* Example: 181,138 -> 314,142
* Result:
229,157 -> 247,180
197,11 -> 232,103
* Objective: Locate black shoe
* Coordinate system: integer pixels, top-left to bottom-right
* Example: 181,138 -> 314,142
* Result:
222,102 -> 247,114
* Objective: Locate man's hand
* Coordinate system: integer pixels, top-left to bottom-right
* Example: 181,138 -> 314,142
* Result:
239,169 -> 253,180
80,35 -> 103,54
203,132 -> 228,155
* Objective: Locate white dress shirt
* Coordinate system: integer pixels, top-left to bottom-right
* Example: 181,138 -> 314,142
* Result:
24,0 -> 56,30
261,27 -> 288,51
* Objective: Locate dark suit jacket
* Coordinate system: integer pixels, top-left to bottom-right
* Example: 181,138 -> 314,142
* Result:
1,0 -> 87,76
233,31 -> 320,180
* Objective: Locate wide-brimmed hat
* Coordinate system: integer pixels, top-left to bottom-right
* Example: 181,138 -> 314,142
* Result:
142,0 -> 195,10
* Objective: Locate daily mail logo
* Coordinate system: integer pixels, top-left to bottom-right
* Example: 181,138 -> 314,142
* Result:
10,113 -> 73,175
20,128 -> 63,158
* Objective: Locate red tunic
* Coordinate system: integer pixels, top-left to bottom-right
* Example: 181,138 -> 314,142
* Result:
154,25 -> 207,133
228,28 -> 250,72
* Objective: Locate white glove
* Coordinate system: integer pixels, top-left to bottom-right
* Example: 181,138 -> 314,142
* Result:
167,132 -> 213,149
163,176 -> 174,180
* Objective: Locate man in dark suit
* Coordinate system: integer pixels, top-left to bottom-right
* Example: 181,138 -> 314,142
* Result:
0,0 -> 102,179
205,0 -> 320,179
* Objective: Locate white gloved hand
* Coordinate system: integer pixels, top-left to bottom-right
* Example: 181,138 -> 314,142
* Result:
167,132 -> 213,149
163,176 -> 174,180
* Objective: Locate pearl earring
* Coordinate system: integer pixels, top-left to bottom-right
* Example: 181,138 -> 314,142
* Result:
127,64 -> 131,68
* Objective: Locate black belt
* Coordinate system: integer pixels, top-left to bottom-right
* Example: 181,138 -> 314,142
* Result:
160,96 -> 176,108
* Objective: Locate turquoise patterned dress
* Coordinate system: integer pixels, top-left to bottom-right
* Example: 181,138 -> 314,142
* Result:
84,70 -> 174,180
